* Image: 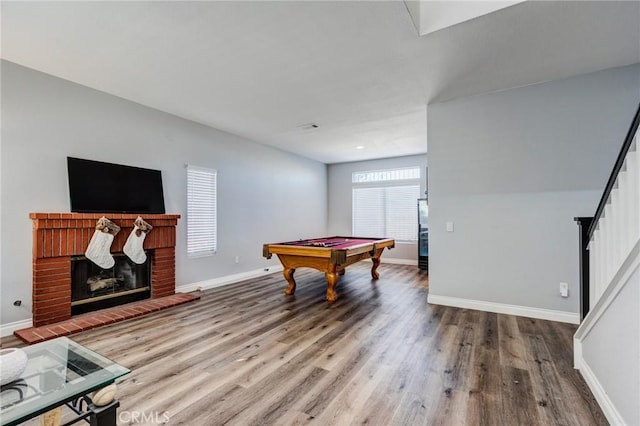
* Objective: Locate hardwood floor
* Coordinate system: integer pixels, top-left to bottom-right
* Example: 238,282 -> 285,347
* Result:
2,263 -> 606,425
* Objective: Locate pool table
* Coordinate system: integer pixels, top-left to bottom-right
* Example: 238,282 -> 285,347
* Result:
262,236 -> 395,302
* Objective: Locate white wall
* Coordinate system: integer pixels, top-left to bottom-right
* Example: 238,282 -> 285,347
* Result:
427,63 -> 640,319
579,262 -> 639,425
327,154 -> 428,263
0,61 -> 327,325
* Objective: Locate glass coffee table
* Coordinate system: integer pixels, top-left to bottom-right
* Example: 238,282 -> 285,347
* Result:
0,337 -> 130,426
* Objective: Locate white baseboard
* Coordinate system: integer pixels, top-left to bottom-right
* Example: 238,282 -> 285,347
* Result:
381,258 -> 418,266
0,318 -> 33,338
574,347 -> 626,425
427,294 -> 580,324
178,265 -> 284,293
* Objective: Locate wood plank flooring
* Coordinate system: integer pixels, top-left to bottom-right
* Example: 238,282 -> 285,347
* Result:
1,263 -> 606,425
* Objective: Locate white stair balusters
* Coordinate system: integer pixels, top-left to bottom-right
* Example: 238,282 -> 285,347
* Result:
588,126 -> 640,309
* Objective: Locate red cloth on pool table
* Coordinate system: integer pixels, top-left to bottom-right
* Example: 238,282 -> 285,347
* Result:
280,237 -> 379,249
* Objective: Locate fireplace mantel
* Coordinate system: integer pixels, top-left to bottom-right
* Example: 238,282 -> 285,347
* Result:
30,212 -> 180,327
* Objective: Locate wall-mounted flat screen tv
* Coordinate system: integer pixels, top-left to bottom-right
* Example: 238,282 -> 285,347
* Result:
67,157 -> 166,214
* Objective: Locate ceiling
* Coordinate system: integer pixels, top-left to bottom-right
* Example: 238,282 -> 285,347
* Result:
406,0 -> 525,36
2,1 -> 639,164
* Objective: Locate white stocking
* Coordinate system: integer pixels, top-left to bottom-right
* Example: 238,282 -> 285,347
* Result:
85,217 -> 120,269
123,216 -> 152,264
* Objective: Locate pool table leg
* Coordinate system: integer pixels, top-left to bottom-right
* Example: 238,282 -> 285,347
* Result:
283,268 -> 297,295
325,270 -> 339,303
371,248 -> 384,279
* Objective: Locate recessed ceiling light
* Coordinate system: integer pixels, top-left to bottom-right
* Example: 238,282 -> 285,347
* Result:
356,145 -> 364,150
298,123 -> 319,130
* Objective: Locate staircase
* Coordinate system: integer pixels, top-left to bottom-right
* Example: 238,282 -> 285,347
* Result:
574,104 -> 640,425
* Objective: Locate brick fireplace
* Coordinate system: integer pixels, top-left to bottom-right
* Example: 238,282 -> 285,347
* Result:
30,213 -> 180,327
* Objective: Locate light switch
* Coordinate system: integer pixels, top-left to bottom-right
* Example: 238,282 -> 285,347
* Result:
446,222 -> 454,232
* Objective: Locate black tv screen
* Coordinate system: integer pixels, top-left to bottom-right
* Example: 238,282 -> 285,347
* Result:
67,157 -> 166,214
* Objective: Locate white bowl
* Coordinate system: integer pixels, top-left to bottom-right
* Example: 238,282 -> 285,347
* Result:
0,348 -> 28,386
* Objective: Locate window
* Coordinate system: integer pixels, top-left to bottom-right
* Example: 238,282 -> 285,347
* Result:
352,167 -> 421,241
187,165 -> 217,257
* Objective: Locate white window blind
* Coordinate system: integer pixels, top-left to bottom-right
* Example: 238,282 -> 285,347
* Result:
352,167 -> 420,242
187,165 -> 217,257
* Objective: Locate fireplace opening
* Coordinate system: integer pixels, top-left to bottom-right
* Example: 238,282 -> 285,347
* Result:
71,252 -> 152,315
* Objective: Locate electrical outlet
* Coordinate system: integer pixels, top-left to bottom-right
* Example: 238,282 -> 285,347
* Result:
235,256 -> 240,264
559,282 -> 569,298
446,222 -> 454,232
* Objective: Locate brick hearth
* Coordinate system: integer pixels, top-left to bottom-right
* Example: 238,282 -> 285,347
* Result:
14,293 -> 199,344
29,212 -> 181,328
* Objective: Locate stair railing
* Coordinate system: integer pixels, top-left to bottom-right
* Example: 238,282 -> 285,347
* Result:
586,103 -> 640,309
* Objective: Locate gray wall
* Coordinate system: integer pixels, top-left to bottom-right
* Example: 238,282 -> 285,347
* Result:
1,61 -> 327,325
427,63 -> 640,314
328,154 -> 428,262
